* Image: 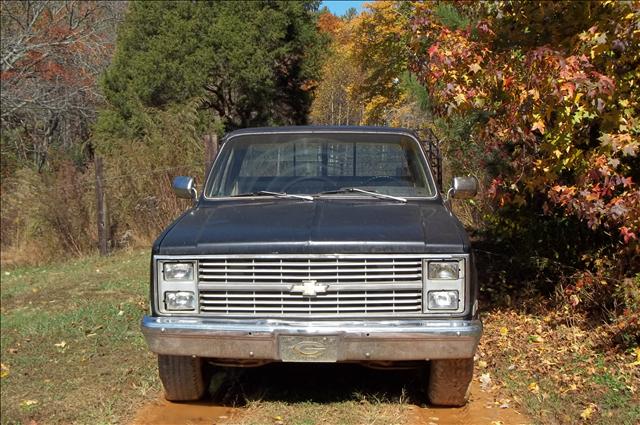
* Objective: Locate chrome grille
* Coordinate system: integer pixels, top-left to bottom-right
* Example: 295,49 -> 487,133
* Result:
197,256 -> 424,317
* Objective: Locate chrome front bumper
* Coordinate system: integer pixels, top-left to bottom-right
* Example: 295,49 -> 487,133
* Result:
141,316 -> 482,362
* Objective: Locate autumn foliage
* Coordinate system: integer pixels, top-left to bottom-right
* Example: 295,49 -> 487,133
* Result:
409,1 -> 639,246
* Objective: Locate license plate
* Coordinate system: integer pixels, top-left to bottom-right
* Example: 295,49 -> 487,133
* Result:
279,335 -> 338,362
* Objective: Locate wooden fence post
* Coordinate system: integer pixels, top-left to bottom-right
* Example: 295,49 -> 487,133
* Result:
95,156 -> 109,256
204,134 -> 218,175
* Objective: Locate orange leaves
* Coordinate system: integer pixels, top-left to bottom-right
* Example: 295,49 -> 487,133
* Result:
317,10 -> 342,36
560,81 -> 576,99
531,120 -> 545,134
408,1 -> 639,244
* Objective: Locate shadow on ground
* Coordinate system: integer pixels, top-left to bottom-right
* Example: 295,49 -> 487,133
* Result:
131,363 -> 529,425
213,362 -> 424,407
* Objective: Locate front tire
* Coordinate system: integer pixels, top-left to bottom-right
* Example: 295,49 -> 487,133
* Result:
158,355 -> 209,401
427,358 -> 474,406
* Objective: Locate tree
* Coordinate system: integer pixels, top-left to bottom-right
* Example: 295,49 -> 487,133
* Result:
349,1 -> 412,124
310,10 -> 363,125
406,1 -> 639,326
312,2 -> 430,127
409,1 -> 639,247
0,0 -> 125,173
98,0 -> 326,137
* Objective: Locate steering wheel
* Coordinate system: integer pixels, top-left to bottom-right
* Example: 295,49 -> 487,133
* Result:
281,176 -> 337,193
363,175 -> 406,186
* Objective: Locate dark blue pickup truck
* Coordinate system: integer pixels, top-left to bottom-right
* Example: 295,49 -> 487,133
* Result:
141,126 -> 481,406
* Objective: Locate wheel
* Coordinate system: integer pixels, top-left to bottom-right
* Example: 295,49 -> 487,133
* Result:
426,358 -> 474,406
158,355 -> 209,401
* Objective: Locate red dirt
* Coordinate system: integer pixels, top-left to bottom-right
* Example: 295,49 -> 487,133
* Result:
406,381 -> 529,424
130,379 -> 528,425
130,398 -> 239,425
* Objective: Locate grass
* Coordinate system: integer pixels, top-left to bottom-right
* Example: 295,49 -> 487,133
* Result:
0,249 -> 159,425
2,250 -> 638,425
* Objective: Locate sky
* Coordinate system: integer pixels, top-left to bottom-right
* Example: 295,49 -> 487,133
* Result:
321,1 -> 365,16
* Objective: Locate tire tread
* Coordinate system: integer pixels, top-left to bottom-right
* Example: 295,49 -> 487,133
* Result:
158,355 -> 207,401
427,358 -> 474,406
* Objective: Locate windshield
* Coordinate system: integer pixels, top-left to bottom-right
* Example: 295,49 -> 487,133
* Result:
205,132 -> 436,198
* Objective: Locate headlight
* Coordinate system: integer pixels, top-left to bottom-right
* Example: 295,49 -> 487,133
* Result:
163,262 -> 194,281
427,290 -> 459,310
157,259 -> 197,314
164,291 -> 196,310
428,261 -> 459,279
423,257 -> 466,314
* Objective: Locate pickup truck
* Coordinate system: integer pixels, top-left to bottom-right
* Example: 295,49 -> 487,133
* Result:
141,126 -> 481,406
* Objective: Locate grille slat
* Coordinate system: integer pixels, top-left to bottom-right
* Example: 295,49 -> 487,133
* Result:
199,267 -> 421,274
201,306 -> 421,313
200,298 -> 421,305
197,256 -> 424,317
198,273 -> 422,281
200,291 -> 420,299
198,261 -> 418,267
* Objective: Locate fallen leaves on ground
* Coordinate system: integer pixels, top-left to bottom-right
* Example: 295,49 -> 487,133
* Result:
476,307 -> 640,424
630,347 -> 640,366
0,363 -> 9,378
580,403 -> 597,420
19,400 -> 38,410
479,372 -> 492,391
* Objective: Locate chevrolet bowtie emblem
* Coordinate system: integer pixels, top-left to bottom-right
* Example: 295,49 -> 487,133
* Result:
290,279 -> 328,297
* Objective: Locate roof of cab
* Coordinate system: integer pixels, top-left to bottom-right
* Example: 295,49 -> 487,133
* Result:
223,125 -> 420,140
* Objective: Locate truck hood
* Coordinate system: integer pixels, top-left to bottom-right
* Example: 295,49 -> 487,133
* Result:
155,199 -> 469,255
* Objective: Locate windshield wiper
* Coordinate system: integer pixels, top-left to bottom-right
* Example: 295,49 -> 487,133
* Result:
231,190 -> 314,201
314,187 -> 407,203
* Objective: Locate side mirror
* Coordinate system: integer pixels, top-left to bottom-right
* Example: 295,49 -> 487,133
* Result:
172,176 -> 197,200
450,176 -> 478,199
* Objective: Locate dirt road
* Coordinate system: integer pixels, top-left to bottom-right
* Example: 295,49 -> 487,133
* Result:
131,364 -> 529,425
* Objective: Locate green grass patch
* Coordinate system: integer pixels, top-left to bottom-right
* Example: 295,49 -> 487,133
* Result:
0,250 -> 160,425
